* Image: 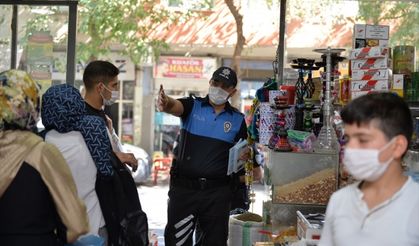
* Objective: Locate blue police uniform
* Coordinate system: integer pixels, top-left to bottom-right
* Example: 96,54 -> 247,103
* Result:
164,95 -> 247,246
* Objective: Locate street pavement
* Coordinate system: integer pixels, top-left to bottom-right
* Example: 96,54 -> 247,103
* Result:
137,172 -> 265,246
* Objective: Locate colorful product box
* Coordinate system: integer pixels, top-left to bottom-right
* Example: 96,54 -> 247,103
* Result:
351,80 -> 390,91
378,39 -> 389,47
349,47 -> 390,59
393,74 -> 404,90
351,58 -> 391,70
353,24 -> 389,40
365,24 -> 390,39
351,90 -> 387,100
354,39 -> 367,49
351,69 -> 391,80
353,24 -> 389,49
354,39 -> 389,49
353,24 -> 366,39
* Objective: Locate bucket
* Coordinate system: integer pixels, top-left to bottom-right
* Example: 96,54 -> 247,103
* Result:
393,45 -> 416,76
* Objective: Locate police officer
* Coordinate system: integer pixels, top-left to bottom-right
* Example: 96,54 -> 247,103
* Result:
158,66 -> 247,246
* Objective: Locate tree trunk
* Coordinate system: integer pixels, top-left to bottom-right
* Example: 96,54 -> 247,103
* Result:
225,0 -> 245,109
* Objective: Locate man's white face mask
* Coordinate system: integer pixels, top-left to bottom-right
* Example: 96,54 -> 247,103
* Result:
100,83 -> 119,106
343,138 -> 395,182
208,86 -> 230,105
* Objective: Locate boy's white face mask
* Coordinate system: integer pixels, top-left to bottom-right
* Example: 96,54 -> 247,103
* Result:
343,138 -> 395,182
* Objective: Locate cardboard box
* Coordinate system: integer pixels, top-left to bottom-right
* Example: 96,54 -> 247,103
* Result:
354,39 -> 389,49
353,24 -> 389,49
366,39 -> 379,47
349,47 -> 390,59
351,69 -> 391,80
366,24 -> 389,39
354,39 -> 367,49
351,80 -> 390,91
393,74 -> 404,90
351,58 -> 391,70
378,39 -> 389,47
353,24 -> 366,39
351,90 -> 387,100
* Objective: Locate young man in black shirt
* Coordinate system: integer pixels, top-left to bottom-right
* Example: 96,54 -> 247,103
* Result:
82,60 -> 149,245
82,60 -> 138,170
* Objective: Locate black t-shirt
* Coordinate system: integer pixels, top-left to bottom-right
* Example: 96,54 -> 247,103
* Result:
85,102 -> 107,123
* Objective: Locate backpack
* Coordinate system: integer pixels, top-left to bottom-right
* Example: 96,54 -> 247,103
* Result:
96,153 -> 149,246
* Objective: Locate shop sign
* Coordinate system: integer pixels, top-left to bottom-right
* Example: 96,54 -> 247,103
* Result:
27,32 -> 54,94
154,56 -> 216,79
52,52 -> 135,81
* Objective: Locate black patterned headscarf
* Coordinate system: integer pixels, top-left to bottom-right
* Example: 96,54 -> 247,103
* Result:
41,84 -> 113,176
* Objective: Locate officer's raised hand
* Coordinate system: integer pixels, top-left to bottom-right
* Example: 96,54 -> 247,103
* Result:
158,84 -> 168,112
157,84 -> 183,116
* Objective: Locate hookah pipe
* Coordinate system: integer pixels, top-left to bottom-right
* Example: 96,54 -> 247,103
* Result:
291,58 -> 308,131
303,59 -> 320,132
305,59 -> 316,99
315,54 -> 345,125
318,54 -> 345,104
312,47 -> 345,153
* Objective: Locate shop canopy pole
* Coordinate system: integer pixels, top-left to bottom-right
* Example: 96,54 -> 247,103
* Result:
11,5 -> 17,69
277,0 -> 287,85
66,1 -> 77,86
1,0 -> 78,85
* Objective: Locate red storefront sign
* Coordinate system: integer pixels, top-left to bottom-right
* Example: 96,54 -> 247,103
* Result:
154,56 -> 216,79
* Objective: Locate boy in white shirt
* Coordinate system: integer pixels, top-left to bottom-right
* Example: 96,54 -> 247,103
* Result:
319,92 -> 419,246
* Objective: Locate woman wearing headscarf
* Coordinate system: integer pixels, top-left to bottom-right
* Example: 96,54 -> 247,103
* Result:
41,84 -> 149,246
41,84 -> 113,240
0,70 -> 89,245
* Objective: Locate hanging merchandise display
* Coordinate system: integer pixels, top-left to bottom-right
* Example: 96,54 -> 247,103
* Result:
312,47 -> 344,154
290,59 -> 321,131
268,102 -> 292,152
244,145 -> 256,210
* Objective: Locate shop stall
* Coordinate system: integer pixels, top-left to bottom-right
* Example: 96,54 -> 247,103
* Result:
230,1 -> 418,245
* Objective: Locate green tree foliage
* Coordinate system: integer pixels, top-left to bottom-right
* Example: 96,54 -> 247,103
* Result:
357,0 -> 419,47
77,0 -> 209,64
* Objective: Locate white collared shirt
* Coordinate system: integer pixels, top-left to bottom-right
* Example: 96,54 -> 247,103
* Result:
319,177 -> 419,246
45,130 -> 105,235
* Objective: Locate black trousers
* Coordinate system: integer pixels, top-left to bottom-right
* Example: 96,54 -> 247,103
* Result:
164,180 -> 232,246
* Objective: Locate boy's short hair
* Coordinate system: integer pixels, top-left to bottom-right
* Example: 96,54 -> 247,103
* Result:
341,92 -> 413,145
83,60 -> 119,91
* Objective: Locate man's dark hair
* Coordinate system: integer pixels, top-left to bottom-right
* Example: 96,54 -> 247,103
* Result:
83,60 -> 119,91
341,92 -> 413,144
